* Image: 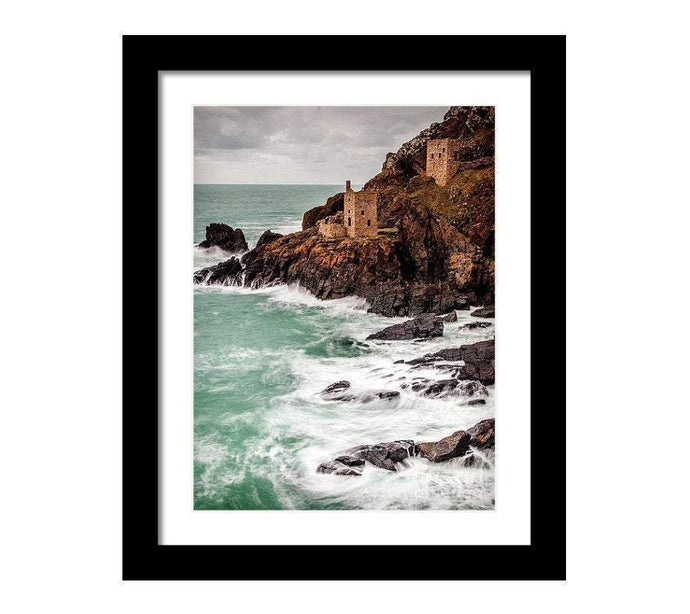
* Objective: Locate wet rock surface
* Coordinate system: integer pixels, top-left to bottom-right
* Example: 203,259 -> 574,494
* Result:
459,321 -> 492,330
193,257 -> 243,286
198,223 -> 248,253
471,305 -> 495,318
316,419 -> 495,475
366,313 -> 444,341
320,381 -> 355,402
320,380 -> 401,403
417,430 -> 472,463
317,440 -> 416,474
440,311 -> 458,322
401,378 -> 487,399
407,339 -> 495,385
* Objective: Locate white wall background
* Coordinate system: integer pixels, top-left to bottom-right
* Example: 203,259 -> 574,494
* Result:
1,2 -> 689,612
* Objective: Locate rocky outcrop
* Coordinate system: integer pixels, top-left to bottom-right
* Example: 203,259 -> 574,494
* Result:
472,305 -> 495,318
317,440 -> 415,474
302,193 -> 344,230
440,311 -> 458,322
378,107 -> 495,183
198,223 -> 249,253
240,106 -> 495,316
467,418 -> 495,449
255,230 -> 283,249
417,430 -> 472,463
407,339 -> 495,384
193,257 -> 243,286
366,313 -> 443,341
316,419 -> 495,475
417,419 -> 495,464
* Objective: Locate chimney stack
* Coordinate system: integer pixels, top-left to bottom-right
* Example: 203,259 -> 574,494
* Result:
345,180 -> 351,191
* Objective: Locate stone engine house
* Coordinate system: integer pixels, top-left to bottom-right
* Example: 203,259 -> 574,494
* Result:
426,138 -> 462,186
343,180 -> 378,238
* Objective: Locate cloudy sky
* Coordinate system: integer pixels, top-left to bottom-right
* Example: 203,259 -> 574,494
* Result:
194,106 -> 446,184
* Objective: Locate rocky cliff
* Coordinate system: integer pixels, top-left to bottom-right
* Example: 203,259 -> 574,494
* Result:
238,107 -> 495,316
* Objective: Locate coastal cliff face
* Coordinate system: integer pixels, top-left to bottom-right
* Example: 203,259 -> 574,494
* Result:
241,106 -> 495,316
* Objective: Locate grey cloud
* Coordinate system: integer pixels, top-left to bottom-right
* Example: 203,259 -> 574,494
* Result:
194,106 -> 446,184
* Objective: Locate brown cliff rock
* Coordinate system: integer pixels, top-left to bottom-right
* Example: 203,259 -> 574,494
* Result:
302,193 -> 344,230
232,107 -> 494,316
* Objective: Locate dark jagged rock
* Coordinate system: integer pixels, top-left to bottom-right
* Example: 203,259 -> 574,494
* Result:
320,381 -> 399,403
320,380 -> 355,401
472,305 -> 495,318
241,106 -> 495,316
317,457 -> 364,476
322,381 -> 350,394
461,420 -> 495,467
467,418 -> 495,449
402,377 -> 486,399
198,223 -> 248,252
318,440 -> 415,474
459,321 -> 492,330
416,430 -> 472,463
255,230 -> 283,249
193,257 -> 243,286
467,399 -> 486,406
440,311 -> 458,322
302,193 -> 344,230
366,313 -> 443,341
407,339 -> 495,385
462,449 -> 494,468
316,419 -> 494,475
376,391 -> 400,400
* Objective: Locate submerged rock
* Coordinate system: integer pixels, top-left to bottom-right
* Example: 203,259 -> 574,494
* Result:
317,456 -> 364,476
320,380 -> 355,401
403,378 -> 487,399
376,391 -> 401,400
198,223 -> 248,252
472,305 -> 495,318
322,381 -> 351,394
366,313 -> 443,341
459,321 -> 492,330
193,257 -> 243,286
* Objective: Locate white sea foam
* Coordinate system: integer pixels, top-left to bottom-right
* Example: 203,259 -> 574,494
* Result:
194,244 -> 496,510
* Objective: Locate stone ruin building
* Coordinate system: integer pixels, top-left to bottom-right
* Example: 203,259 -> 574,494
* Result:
426,138 -> 462,186
318,180 -> 378,240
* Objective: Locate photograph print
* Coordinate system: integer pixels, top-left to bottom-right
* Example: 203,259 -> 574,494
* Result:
193,106 -> 496,511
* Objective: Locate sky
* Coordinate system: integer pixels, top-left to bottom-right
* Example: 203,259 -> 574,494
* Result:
194,106 -> 447,184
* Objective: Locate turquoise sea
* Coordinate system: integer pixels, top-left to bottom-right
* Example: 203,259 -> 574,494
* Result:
194,184 -> 495,510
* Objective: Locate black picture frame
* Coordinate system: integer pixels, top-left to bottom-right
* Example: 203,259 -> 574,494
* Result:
123,34 -> 566,581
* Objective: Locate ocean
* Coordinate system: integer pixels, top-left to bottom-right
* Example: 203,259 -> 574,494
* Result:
194,184 -> 495,510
